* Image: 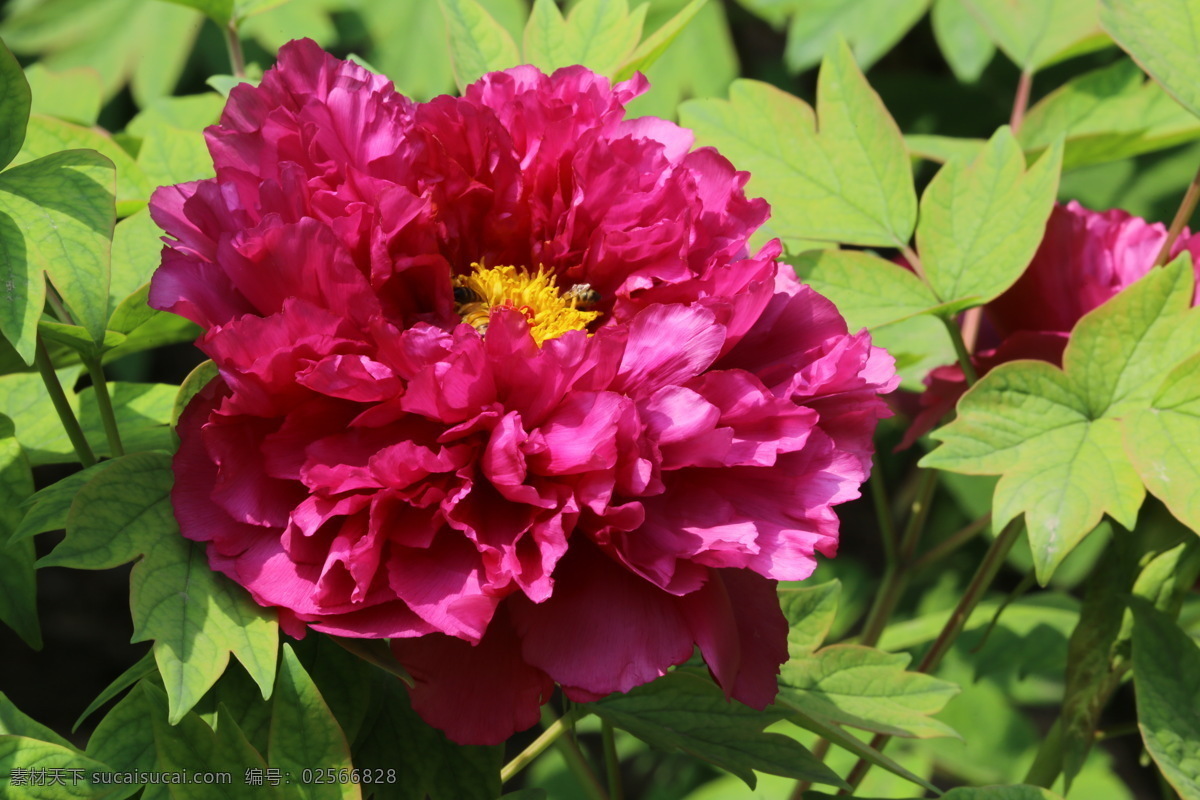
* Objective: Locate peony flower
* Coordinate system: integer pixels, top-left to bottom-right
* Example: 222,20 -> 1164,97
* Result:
151,39 -> 897,744
900,200 -> 1200,449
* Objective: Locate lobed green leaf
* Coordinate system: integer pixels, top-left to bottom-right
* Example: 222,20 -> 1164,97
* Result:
0,419 -> 39,648
439,0 -> 522,93
794,250 -> 949,330
680,40 -> 916,248
784,0 -> 929,74
269,645 -> 359,800
916,128 -> 1062,307
0,40 -> 31,171
963,0 -> 1102,71
0,149 -> 115,364
1131,599 -> 1200,799
931,0 -> 995,83
590,670 -> 847,789
1101,0 -> 1200,120
778,645 -> 960,739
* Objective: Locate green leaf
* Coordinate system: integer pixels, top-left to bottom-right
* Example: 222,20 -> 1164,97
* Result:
109,208 -> 164,320
0,691 -> 71,748
1131,599 -> 1200,799
40,452 -> 173,570
37,321 -> 125,359
85,679 -> 157,776
923,257 -> 1200,581
916,128 -> 1062,307
1,0 -> 203,106
0,41 -> 30,172
614,0 -> 707,82
0,368 -> 83,464
143,682 -> 239,800
1057,528 -> 1146,787
904,134 -> 986,165
0,736 -> 125,799
590,670 -> 848,789
439,0 -> 522,92
1123,352 -> 1200,533
131,533 -> 279,724
290,636 -> 374,745
523,0 -> 645,76
1101,0 -> 1200,120
24,65 -> 103,127
9,460 -> 108,544
679,40 -> 916,248
931,0 -> 995,83
806,788 -> 1066,800
0,149 -> 116,363
74,648 -> 157,733
784,706 -> 942,794
778,645 -> 960,739
353,670 -> 501,800
784,0 -> 930,74
1018,59 -> 1200,171
623,0 -> 737,125
779,579 -> 840,657
269,645 -> 359,800
173,360 -> 219,426
157,0 -> 234,26
963,0 -> 1102,71
15,115 -> 152,216
793,250 -> 948,330
0,418 -> 39,648
127,95 -> 221,189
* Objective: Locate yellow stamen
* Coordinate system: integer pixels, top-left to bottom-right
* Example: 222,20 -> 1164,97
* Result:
453,263 -> 600,345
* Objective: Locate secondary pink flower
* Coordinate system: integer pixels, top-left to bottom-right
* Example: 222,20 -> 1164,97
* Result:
152,39 -> 896,744
901,200 -> 1200,448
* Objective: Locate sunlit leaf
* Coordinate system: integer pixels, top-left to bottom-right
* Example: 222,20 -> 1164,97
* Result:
680,40 -> 916,247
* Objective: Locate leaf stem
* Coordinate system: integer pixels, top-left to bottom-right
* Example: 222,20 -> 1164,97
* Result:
1153,161 -> 1200,266
601,719 -> 623,800
910,513 -> 991,571
856,469 -> 936,648
869,460 -> 898,564
84,358 -> 124,458
224,22 -> 247,79
34,338 -> 95,468
548,708 -> 609,800
900,244 -> 928,283
500,707 -> 580,784
941,314 -> 979,386
1010,69 -> 1033,133
839,517 -> 1024,793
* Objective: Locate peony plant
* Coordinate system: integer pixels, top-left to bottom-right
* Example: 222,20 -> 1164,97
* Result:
1,0 -> 1200,798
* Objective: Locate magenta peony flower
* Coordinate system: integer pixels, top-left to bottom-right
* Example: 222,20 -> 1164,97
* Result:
151,39 -> 896,744
901,200 -> 1200,449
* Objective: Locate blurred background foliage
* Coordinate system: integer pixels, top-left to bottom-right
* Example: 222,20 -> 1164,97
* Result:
2,1 -> 1198,798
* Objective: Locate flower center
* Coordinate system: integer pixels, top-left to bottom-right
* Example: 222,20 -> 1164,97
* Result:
453,263 -> 600,345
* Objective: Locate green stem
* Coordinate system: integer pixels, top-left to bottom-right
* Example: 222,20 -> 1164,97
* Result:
224,22 -> 246,78
1010,69 -> 1033,133
85,359 -> 124,458
500,708 -> 579,784
917,518 -> 1023,674
548,708 -> 608,800
34,338 -> 95,468
840,518 -> 1024,792
856,470 -> 936,647
1154,161 -> 1200,266
600,720 -> 623,800
869,460 -> 897,564
1023,717 -> 1064,788
911,513 -> 991,571
942,315 -> 979,386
